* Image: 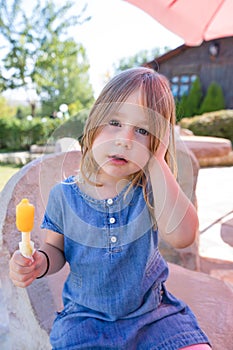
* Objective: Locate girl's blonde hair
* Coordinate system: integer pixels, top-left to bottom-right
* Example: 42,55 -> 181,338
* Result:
80,67 -> 177,201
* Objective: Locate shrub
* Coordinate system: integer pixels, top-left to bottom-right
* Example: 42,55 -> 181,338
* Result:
176,78 -> 203,121
176,95 -> 188,122
47,111 -> 88,144
179,110 -> 233,144
0,112 -> 87,152
0,118 -> 62,151
176,80 -> 225,120
199,82 -> 225,114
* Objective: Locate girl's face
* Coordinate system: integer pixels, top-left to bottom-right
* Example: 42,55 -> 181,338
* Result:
92,90 -> 151,181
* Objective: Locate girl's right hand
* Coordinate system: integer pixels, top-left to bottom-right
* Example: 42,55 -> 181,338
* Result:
9,250 -> 46,288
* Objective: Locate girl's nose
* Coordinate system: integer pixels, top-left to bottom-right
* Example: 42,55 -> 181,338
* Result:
115,126 -> 134,149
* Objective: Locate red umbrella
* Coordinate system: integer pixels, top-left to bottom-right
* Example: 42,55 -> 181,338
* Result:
125,0 -> 233,46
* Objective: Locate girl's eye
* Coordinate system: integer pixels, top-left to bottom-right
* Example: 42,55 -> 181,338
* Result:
136,127 -> 149,136
109,119 -> 121,127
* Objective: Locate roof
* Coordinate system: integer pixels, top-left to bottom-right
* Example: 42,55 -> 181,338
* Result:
144,44 -> 189,70
145,36 -> 233,70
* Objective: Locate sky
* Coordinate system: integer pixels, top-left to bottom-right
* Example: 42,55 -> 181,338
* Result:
71,0 -> 184,96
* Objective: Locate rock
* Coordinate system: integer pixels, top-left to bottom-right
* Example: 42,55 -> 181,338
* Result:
167,263 -> 233,350
180,135 -> 233,167
0,248 -> 51,349
30,144 -> 55,154
55,137 -> 81,153
0,151 -> 31,165
0,278 -> 9,348
221,214 -> 233,246
210,269 -> 233,285
180,135 -> 232,158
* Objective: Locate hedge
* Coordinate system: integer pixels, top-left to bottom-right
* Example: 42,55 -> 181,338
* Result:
0,113 -> 86,152
179,110 -> 233,144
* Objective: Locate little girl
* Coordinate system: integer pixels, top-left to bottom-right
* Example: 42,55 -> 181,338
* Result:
10,67 -> 211,349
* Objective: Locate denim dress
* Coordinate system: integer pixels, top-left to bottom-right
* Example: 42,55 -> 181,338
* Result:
41,176 -> 210,350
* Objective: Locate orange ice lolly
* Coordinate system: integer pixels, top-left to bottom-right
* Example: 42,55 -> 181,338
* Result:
16,198 -> 35,258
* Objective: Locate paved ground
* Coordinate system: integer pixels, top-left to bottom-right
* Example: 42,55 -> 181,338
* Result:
196,166 -> 233,262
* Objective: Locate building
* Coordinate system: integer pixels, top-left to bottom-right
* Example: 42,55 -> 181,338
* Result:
145,36 -> 233,109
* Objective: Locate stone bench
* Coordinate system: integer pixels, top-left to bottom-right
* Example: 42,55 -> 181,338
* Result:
167,263 -> 233,350
1,150 -> 233,349
180,134 -> 233,167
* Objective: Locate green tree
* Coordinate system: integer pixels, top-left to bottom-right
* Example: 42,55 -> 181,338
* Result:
39,39 -> 94,117
0,95 -> 16,118
113,47 -> 170,74
199,82 -> 225,114
0,0 -> 92,116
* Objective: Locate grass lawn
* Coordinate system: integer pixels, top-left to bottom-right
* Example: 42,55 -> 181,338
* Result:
0,164 -> 22,192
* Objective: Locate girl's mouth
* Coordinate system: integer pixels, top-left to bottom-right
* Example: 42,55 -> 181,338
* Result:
108,155 -> 128,164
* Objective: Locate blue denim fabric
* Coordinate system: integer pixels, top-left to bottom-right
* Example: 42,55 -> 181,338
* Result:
41,176 -> 211,350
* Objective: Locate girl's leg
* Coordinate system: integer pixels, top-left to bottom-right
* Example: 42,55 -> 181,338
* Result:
180,345 -> 211,350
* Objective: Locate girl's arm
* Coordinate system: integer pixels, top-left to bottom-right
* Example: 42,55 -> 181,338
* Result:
148,128 -> 199,249
9,230 -> 65,288
39,229 -> 66,275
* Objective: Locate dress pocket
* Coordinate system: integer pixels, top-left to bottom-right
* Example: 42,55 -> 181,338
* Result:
152,282 -> 163,307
